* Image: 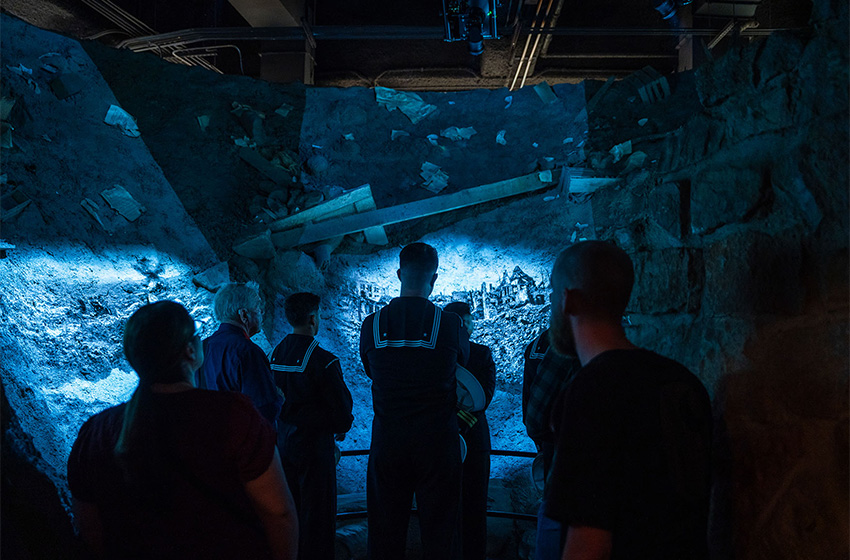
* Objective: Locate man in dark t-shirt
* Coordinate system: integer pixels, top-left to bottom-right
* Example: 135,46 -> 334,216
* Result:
270,292 -> 353,560
545,241 -> 712,559
359,243 -> 470,560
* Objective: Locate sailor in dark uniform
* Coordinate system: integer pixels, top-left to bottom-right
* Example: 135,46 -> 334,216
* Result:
444,302 -> 496,560
359,243 -> 470,560
270,292 -> 354,560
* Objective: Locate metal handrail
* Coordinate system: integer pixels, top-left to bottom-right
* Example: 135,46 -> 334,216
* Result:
336,448 -> 539,522
339,448 -> 537,458
337,509 -> 537,522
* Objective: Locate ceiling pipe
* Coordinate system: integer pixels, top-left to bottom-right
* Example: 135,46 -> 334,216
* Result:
116,25 -> 796,52
509,0 -> 546,91
518,0 -> 556,89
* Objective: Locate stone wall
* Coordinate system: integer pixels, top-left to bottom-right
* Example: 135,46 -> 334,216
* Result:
582,8 -> 849,558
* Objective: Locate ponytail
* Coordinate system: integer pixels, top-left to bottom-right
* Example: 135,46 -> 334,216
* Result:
114,301 -> 195,492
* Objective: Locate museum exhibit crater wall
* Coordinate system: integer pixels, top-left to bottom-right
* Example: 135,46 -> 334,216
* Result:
1,2 -> 848,558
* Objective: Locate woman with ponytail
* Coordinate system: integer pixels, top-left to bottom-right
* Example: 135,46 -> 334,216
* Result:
68,301 -> 298,560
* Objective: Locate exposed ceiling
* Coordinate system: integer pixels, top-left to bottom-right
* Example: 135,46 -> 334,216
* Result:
2,0 -> 813,89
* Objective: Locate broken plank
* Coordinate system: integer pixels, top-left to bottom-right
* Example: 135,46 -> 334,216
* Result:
575,76 -> 615,123
270,184 -> 375,232
239,147 -> 291,185
292,171 -> 613,248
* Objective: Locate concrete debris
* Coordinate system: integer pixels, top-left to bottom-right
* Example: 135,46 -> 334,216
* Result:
624,151 -> 648,171
233,229 -> 275,260
391,130 -> 410,141
538,157 -> 556,171
504,96 -> 513,109
322,185 -> 345,200
100,185 -> 145,221
533,81 -> 558,105
610,140 -> 633,163
306,154 -> 329,175
638,118 -> 649,126
274,103 -> 294,117
266,250 -> 325,294
240,147 -> 291,184
266,189 -> 290,215
496,130 -> 507,145
343,133 -> 355,141
426,134 -> 439,146
375,86 -> 437,124
6,64 -> 40,93
303,191 -> 324,209
197,115 -> 210,132
41,63 -> 59,74
104,105 -> 140,137
440,126 -> 477,141
420,162 -> 449,193
192,262 -> 230,293
231,102 -> 265,142
532,142 -> 539,148
49,74 -> 84,100
0,122 -> 12,149
1,188 -> 30,219
0,97 -> 15,121
80,198 -> 106,228
233,136 -> 255,148
633,66 -> 671,104
272,150 -> 301,174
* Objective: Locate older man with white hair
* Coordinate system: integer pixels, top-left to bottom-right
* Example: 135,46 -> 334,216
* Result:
197,282 -> 283,425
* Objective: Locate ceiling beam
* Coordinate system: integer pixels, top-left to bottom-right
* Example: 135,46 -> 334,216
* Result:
227,0 -> 303,27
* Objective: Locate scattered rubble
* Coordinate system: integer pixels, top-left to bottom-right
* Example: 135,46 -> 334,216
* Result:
100,185 -> 145,221
440,126 -> 477,141
192,262 -> 230,293
420,161 -> 449,193
374,86 -> 437,124
103,104 -> 139,137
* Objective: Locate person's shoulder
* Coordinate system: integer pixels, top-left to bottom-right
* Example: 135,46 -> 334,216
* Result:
313,343 -> 340,368
587,349 -> 704,388
437,304 -> 462,327
190,389 -> 262,416
470,341 -> 492,356
79,403 -> 126,432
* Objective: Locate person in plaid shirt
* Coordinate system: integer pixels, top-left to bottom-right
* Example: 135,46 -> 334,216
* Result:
524,330 -> 581,560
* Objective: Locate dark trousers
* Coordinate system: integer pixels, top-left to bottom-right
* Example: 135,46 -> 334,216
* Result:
367,422 -> 462,560
461,414 -> 490,560
278,424 -> 337,560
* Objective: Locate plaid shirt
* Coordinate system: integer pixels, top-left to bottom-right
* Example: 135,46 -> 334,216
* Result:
524,347 -> 581,447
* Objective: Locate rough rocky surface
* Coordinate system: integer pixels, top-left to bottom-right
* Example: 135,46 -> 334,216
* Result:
1,3 -> 848,559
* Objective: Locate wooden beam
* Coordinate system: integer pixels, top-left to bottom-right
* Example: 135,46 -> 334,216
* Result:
239,147 -> 291,185
270,184 -> 375,232
279,170 -> 614,248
